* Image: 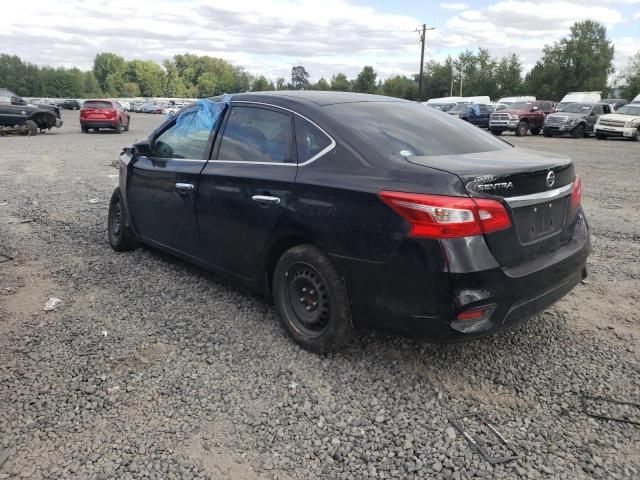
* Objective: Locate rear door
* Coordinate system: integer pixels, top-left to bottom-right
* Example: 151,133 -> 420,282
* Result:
196,104 -> 297,278
126,117 -> 214,257
477,104 -> 490,127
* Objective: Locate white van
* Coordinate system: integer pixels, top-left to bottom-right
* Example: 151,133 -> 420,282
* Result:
557,92 -> 601,111
423,96 -> 464,112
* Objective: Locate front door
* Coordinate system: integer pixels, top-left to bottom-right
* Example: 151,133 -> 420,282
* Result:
126,118 -> 214,257
197,104 -> 297,279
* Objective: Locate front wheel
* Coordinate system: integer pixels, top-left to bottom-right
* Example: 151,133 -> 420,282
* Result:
596,133 -> 606,140
634,128 -> 640,142
572,124 -> 586,139
543,129 -> 553,138
530,128 -> 541,135
273,244 -> 354,353
25,120 -> 38,136
108,187 -> 137,251
515,121 -> 528,137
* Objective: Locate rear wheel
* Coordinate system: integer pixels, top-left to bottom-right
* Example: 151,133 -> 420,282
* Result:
81,124 -> 89,133
123,119 -> 130,132
530,128 -> 541,135
108,187 -> 137,251
515,121 -> 528,137
114,121 -> 122,134
25,120 -> 38,136
572,123 -> 586,139
273,244 -> 353,353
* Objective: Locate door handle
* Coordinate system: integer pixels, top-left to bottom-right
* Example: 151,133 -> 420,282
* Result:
252,195 -> 281,206
175,183 -> 194,194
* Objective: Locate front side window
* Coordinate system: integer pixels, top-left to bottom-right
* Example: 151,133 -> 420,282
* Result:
152,119 -> 212,159
217,106 -> 293,163
591,104 -> 603,115
295,116 -> 332,163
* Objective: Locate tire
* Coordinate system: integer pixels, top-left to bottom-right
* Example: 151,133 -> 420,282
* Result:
530,128 -> 541,135
114,121 -> 122,134
596,133 -> 606,140
572,123 -> 586,139
273,244 -> 354,353
108,187 -> 137,252
25,120 -> 38,136
634,128 -> 640,142
515,121 -> 528,137
81,124 -> 89,133
490,129 -> 502,136
543,129 -> 553,138
123,119 -> 130,132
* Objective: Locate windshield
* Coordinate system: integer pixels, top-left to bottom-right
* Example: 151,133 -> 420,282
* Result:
328,101 -> 510,157
508,102 -> 532,110
82,101 -> 112,109
450,104 -> 472,114
615,105 -> 640,115
559,103 -> 592,113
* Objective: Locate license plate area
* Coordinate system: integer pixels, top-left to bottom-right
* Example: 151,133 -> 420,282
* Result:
512,197 -> 567,244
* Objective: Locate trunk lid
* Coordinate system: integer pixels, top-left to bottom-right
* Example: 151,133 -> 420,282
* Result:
406,148 -> 577,267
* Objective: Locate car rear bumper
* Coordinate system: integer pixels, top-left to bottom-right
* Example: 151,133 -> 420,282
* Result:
81,120 -> 118,128
595,126 -> 636,137
333,210 -> 590,342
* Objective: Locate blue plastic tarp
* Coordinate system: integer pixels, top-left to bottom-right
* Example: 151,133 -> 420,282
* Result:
172,95 -> 231,138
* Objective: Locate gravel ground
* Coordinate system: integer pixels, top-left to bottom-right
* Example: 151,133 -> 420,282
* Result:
1,111 -> 639,479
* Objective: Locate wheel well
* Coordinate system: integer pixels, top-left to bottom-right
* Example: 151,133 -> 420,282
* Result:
31,112 -> 55,129
264,235 -> 313,293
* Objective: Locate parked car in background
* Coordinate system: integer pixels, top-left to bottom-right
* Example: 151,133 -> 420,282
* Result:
140,102 -> 163,114
594,103 -> 640,141
543,103 -> 612,138
489,100 -> 555,136
447,103 -> 492,127
601,99 -> 628,111
80,99 -> 130,133
497,96 -> 535,106
556,92 -> 601,111
61,99 -> 81,110
0,88 -> 63,135
424,96 -> 464,112
108,91 -> 589,352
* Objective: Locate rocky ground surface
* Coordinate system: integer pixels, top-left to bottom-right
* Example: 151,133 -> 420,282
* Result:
1,111 -> 639,479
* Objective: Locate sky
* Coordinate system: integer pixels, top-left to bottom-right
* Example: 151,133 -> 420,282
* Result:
3,0 -> 639,81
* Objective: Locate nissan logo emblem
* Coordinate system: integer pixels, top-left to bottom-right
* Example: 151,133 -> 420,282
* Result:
546,171 -> 555,188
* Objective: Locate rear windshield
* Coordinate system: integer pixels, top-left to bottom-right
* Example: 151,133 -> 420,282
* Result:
327,101 -> 510,157
83,101 -> 112,109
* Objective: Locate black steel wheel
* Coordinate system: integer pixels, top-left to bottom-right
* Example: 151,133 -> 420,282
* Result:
273,244 -> 353,352
108,187 -> 137,251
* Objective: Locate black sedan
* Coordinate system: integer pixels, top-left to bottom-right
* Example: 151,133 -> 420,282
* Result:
108,91 -> 590,352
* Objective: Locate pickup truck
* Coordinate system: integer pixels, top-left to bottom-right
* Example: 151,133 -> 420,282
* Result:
0,88 -> 63,135
447,103 -> 492,128
543,102 -> 612,138
489,100 -> 555,136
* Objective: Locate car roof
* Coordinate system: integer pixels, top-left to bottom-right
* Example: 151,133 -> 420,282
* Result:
227,90 -> 407,107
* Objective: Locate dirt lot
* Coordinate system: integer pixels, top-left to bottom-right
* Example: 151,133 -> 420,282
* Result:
1,110 -> 639,479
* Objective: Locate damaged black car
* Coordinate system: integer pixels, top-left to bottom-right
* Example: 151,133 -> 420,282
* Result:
0,88 -> 63,135
108,91 -> 590,352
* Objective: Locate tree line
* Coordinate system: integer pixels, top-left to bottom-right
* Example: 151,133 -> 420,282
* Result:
1,21 -> 638,102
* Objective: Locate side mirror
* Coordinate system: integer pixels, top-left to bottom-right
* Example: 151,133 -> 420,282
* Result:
132,139 -> 151,157
11,96 -> 25,105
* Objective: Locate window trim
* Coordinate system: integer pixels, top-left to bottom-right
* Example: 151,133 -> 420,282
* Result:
207,100 -> 336,167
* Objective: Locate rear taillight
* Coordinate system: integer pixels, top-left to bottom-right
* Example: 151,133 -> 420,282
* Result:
570,176 -> 582,208
378,191 -> 511,239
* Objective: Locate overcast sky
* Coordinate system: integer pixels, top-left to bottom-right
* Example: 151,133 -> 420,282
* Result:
4,0 -> 639,81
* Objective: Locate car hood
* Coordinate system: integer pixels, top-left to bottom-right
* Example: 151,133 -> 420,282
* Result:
548,112 -> 585,119
598,113 -> 640,122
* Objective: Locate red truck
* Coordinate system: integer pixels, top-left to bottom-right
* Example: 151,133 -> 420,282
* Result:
489,100 -> 555,136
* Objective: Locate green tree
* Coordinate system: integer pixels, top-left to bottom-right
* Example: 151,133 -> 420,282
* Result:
621,52 -> 640,100
353,66 -> 377,93
251,75 -> 274,91
382,76 -> 417,99
312,77 -> 330,90
93,53 -> 125,92
330,73 -> 351,91
275,77 -> 287,90
291,65 -> 310,89
494,54 -> 523,97
526,20 -> 614,99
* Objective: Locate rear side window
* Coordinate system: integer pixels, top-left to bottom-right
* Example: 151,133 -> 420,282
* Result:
217,106 -> 293,163
592,104 -> 603,115
328,101 -> 510,158
294,116 -> 332,163
83,101 -> 113,109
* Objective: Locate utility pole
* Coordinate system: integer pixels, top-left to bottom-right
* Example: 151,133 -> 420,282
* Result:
416,24 -> 435,101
